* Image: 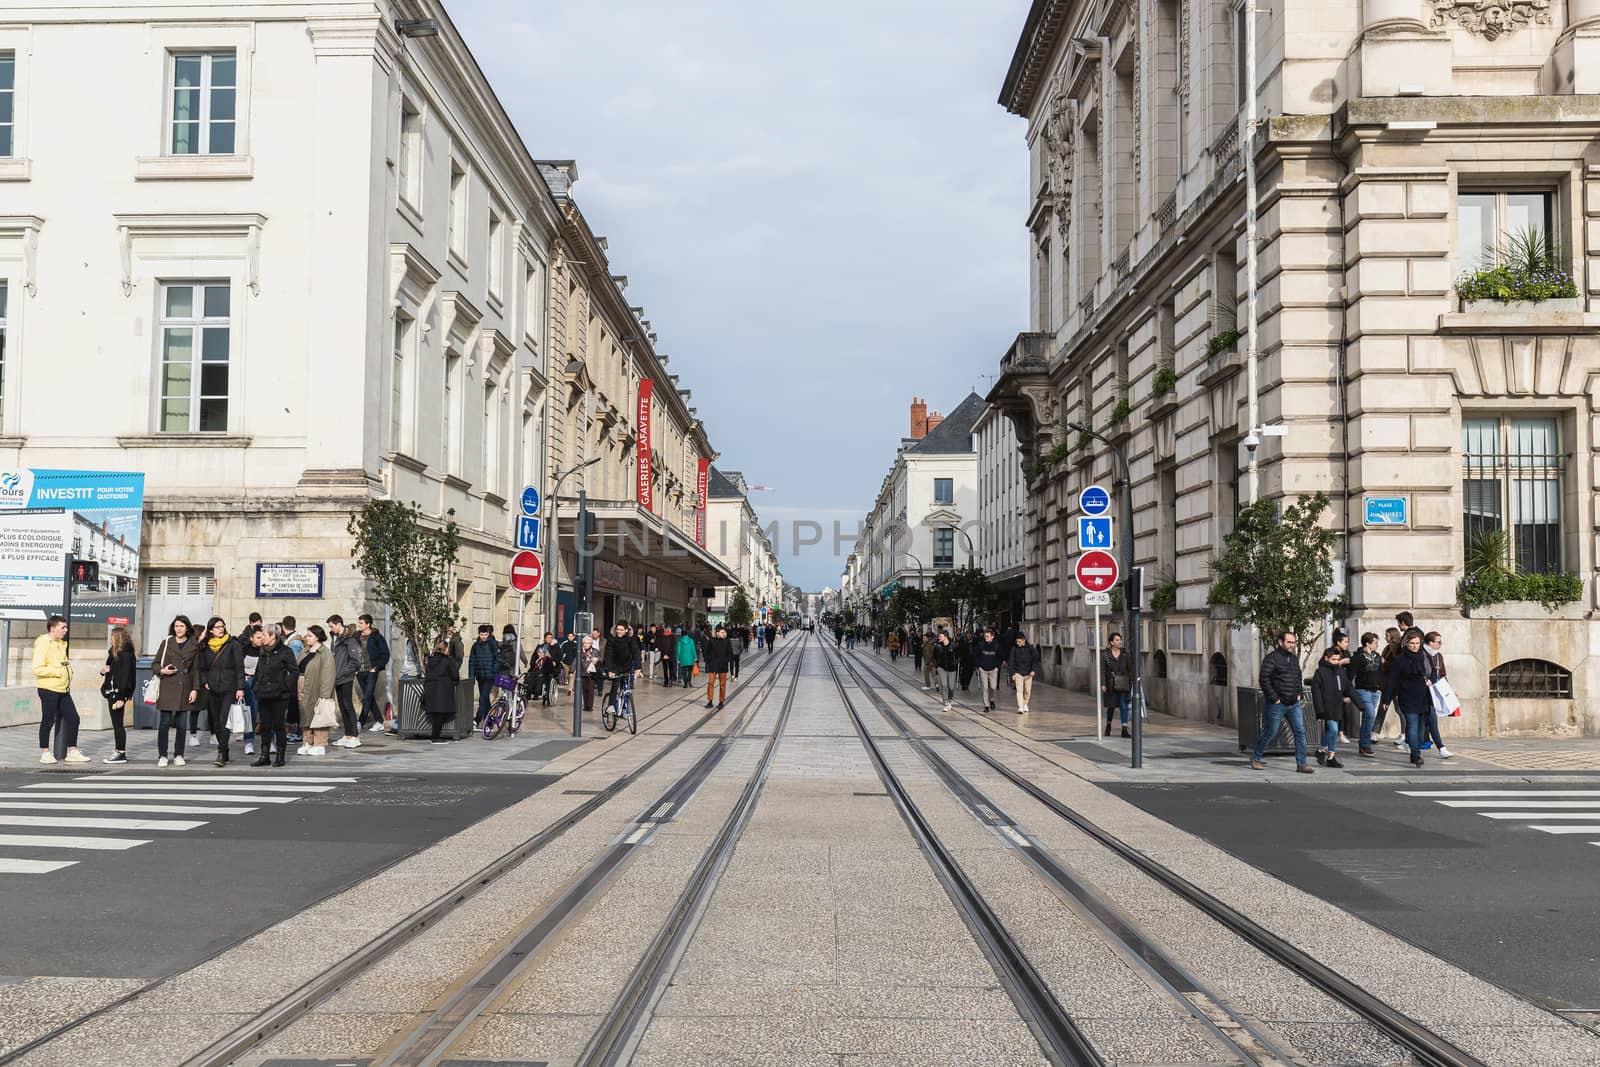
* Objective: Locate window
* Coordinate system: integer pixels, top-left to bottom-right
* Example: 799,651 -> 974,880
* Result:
933,527 -> 955,568
1463,415 -> 1563,573
443,351 -> 461,474
524,261 -> 542,343
933,477 -> 953,506
0,52 -> 14,158
1489,659 -> 1572,699
0,281 -> 7,432
169,51 -> 236,155
398,100 -> 422,208
1233,3 -> 1247,109
390,315 -> 410,452
488,208 -> 504,298
158,282 -> 230,432
448,161 -> 467,259
1458,190 -> 1554,273
482,381 -> 499,493
1209,652 -> 1227,686
1166,622 -> 1198,651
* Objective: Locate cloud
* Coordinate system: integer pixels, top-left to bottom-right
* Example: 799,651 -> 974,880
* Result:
452,0 -> 1031,589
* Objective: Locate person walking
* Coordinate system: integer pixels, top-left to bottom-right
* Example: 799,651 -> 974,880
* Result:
579,635 -> 600,711
1375,625 -> 1404,746
1350,632 -> 1383,757
355,614 -> 391,734
297,626 -> 339,756
99,626 -> 138,763
197,617 -> 245,767
1006,631 -> 1040,713
1249,631 -> 1312,774
250,624 -> 298,767
153,615 -> 202,768
34,615 -> 89,764
325,616 -> 363,749
1310,644 -> 1352,768
763,624 -> 776,653
676,627 -> 699,688
974,627 -> 1002,712
887,631 -> 900,661
1421,631 -> 1453,758
278,617 -> 305,746
933,631 -> 958,711
1100,633 -> 1132,738
423,638 -> 457,744
921,631 -> 937,690
654,626 -> 677,685
643,624 -> 660,684
1380,628 -> 1434,767
499,625 -> 520,677
703,625 -> 733,709
241,625 -> 261,757
468,624 -> 500,729
728,626 -> 745,680
910,628 -> 924,680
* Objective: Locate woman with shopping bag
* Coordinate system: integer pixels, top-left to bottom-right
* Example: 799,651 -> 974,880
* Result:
1422,631 -> 1455,757
197,617 -> 246,767
298,626 -> 338,756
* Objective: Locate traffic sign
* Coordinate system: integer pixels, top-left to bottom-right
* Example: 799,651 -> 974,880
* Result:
1075,550 -> 1119,593
1079,485 -> 1111,517
515,515 -> 541,552
510,550 -> 543,593
520,485 -> 541,517
1078,516 -> 1112,549
1084,591 -> 1111,607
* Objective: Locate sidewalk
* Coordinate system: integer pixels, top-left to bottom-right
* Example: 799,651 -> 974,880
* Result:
0,665 -> 740,774
859,648 -> 1600,782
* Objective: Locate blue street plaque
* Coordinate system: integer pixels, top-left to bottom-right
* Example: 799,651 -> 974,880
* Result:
1079,485 -> 1111,517
1078,517 -> 1113,549
520,485 -> 541,517
515,515 -> 541,552
1364,496 -> 1407,527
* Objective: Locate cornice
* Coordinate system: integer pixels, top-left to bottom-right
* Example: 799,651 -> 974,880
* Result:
999,0 -> 1073,116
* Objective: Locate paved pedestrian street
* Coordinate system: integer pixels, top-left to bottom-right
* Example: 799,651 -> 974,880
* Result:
1,635 -> 1597,1067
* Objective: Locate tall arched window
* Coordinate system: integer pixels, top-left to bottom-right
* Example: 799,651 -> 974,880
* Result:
1209,652 -> 1228,687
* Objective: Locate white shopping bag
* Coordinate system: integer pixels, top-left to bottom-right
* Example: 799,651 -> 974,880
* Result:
226,701 -> 250,733
1432,678 -> 1463,718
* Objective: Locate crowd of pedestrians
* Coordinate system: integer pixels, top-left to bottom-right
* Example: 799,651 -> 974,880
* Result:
849,621 -> 1040,715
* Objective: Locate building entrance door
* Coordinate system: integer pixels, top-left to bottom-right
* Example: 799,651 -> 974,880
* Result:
142,571 -> 215,651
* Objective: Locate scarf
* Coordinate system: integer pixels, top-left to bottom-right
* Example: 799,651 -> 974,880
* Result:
207,634 -> 228,652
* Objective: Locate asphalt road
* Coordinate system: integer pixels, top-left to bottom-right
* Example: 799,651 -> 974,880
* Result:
1106,779 -> 1600,1011
0,769 -> 554,980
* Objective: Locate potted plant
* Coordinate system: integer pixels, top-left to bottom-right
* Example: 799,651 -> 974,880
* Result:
1456,227 -> 1579,313
1456,530 -> 1584,615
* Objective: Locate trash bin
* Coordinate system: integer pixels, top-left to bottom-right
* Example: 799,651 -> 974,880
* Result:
1235,684 -> 1305,756
133,656 -> 159,729
396,677 -> 475,739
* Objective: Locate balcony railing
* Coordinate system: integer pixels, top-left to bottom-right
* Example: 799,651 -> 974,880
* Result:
1157,192 -> 1178,232
1211,119 -> 1241,177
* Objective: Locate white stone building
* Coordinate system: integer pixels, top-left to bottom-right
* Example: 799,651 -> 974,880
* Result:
992,0 -> 1600,736
704,466 -> 783,623
974,403 -> 1027,630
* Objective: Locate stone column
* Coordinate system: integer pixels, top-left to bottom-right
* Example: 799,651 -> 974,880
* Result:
1556,0 -> 1600,93
1358,0 -> 1452,97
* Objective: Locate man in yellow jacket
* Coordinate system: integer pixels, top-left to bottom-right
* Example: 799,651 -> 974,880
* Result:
34,615 -> 88,764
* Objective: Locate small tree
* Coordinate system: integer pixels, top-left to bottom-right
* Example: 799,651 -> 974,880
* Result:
726,587 -> 754,628
348,500 -> 460,675
1208,492 -> 1338,657
885,585 -> 928,630
928,566 -> 991,631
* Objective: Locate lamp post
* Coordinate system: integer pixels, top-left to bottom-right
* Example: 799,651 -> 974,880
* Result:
1068,421 -> 1143,769
544,457 -> 602,638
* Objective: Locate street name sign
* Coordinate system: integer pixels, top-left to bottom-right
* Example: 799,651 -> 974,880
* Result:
510,551 -> 543,593
1364,496 -> 1407,527
1075,550 -> 1119,593
1079,485 -> 1111,517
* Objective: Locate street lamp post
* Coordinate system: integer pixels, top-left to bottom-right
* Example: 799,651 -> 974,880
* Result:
545,457 -> 600,738
1068,421 -> 1143,769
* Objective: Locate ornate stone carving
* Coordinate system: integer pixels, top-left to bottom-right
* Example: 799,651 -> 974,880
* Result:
1430,0 -> 1549,39
1040,73 -> 1075,203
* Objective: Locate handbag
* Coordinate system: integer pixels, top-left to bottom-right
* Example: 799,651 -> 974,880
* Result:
226,701 -> 251,734
308,696 -> 339,729
1432,678 -> 1463,718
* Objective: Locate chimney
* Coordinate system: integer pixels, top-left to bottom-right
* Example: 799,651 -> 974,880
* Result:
926,411 -> 945,434
910,397 -> 928,439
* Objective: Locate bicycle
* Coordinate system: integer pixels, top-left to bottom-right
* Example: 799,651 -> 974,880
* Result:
481,673 -> 527,740
601,671 -> 638,735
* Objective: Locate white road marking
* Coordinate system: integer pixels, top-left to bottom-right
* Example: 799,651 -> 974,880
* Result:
652,802 -> 674,820
0,815 -> 205,831
75,775 -> 357,784
623,827 -> 649,844
0,791 -> 296,804
1526,825 -> 1600,834
0,802 -> 255,815
999,826 -> 1031,848
0,834 -> 148,850
1480,812 -> 1600,820
1435,800 -> 1600,809
27,782 -> 333,794
0,858 -> 77,874
1401,790 -> 1600,798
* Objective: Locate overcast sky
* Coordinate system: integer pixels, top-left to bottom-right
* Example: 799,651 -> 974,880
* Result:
453,0 -> 1031,591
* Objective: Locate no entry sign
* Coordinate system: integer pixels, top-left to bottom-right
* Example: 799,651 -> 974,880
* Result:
510,550 -> 543,593
1074,550 -> 1119,594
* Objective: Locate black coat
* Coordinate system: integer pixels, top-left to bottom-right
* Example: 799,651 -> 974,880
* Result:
602,637 -> 639,677
933,641 -> 958,671
198,636 -> 246,696
1351,648 -> 1383,691
1006,641 -> 1041,677
102,646 -> 137,702
1310,657 -> 1351,722
703,636 -> 733,673
424,652 -> 458,717
251,642 -> 299,701
1381,647 -> 1433,716
1258,648 -> 1304,706
974,638 -> 1002,671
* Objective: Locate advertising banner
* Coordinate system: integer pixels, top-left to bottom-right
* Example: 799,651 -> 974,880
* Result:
0,468 -> 145,625
695,458 -> 709,547
636,379 -> 654,509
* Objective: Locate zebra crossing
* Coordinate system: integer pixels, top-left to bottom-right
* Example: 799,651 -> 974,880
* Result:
0,775 -> 358,876
1400,789 -> 1600,850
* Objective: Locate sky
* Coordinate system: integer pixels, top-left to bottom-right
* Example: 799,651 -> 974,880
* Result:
452,0 -> 1032,591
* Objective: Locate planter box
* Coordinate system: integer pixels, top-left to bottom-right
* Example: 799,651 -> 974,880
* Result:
1440,303 -> 1600,334
1465,600 -> 1586,621
1462,298 -> 1580,314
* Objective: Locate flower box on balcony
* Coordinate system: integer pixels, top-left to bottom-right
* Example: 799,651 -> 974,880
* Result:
1440,303 -> 1600,334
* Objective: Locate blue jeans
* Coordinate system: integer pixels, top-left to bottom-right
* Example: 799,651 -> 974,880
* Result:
1353,688 -> 1379,749
357,670 -> 380,725
242,677 -> 259,742
1322,718 -> 1339,754
1403,711 -> 1425,759
1104,692 -> 1130,725
1251,701 -> 1307,767
475,678 -> 494,723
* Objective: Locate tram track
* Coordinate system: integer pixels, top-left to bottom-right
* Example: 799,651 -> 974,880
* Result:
838,644 -> 1491,1067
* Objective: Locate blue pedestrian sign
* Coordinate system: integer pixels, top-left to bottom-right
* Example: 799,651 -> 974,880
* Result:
1078,517 -> 1113,549
515,515 -> 541,552
1079,485 -> 1111,517
520,485 -> 540,517
1364,496 -> 1408,527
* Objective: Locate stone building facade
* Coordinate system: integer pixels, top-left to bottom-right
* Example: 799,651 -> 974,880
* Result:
992,0 -> 1600,736
975,404 -> 1028,630
704,467 -> 783,624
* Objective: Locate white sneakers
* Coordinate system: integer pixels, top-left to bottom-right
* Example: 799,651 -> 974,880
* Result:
304,745 -> 326,756
244,741 -> 255,755
64,750 -> 90,764
368,721 -> 387,733
334,735 -> 361,748
157,756 -> 169,768
943,702 -> 953,712
173,755 -> 186,767
188,734 -> 200,748
1393,738 -> 1408,750
296,744 -> 309,755
1438,746 -> 1453,759
39,751 -> 56,765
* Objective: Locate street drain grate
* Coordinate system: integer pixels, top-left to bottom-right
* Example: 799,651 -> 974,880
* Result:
561,788 -> 604,795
